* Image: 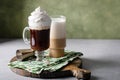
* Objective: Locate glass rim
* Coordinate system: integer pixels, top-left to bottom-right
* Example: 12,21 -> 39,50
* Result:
50,15 -> 66,21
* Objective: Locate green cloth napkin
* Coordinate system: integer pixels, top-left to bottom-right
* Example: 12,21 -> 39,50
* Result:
8,50 -> 83,74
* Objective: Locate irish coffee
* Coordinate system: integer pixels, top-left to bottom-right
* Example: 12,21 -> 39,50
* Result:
30,29 -> 50,51
23,7 -> 51,61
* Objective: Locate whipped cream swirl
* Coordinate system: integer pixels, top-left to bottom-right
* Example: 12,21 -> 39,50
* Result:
28,7 -> 51,30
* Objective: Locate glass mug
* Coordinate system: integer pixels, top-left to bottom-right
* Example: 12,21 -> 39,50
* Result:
23,27 -> 50,61
49,15 -> 66,58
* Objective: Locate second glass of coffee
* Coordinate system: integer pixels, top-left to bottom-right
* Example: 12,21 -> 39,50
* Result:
49,15 -> 66,58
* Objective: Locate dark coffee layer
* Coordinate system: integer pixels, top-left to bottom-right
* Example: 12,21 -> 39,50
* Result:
30,29 -> 50,51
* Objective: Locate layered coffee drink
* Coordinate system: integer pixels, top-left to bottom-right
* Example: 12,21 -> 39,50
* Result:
28,7 -> 51,51
50,15 -> 66,58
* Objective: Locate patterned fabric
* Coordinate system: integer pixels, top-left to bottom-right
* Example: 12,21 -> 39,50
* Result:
8,50 -> 83,74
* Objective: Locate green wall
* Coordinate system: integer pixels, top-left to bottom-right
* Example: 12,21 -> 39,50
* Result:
0,0 -> 24,38
0,0 -> 120,39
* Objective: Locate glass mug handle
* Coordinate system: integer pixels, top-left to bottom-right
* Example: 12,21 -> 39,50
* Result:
22,27 -> 30,45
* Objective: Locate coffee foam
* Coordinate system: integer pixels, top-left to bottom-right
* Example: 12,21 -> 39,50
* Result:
50,17 -> 66,39
28,7 -> 51,30
29,26 -> 50,30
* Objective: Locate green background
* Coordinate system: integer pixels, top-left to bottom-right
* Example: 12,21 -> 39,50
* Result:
0,0 -> 120,39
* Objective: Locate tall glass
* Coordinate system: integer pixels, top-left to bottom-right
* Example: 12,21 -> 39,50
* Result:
23,27 -> 50,61
50,15 -> 66,58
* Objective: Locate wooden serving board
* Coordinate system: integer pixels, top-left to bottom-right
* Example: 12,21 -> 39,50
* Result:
10,57 -> 91,79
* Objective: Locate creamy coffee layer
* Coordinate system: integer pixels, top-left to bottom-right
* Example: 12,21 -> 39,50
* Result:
50,38 -> 66,49
50,16 -> 66,39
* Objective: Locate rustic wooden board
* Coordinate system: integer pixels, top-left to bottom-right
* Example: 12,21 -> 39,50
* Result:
10,57 -> 82,78
10,56 -> 91,80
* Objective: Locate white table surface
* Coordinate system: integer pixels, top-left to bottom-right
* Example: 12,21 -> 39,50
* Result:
0,39 -> 120,80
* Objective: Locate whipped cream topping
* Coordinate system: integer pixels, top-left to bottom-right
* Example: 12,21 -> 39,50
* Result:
28,7 -> 51,30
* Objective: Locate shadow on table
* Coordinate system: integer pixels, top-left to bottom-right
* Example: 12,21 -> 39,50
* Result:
90,76 -> 98,80
82,58 -> 118,80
